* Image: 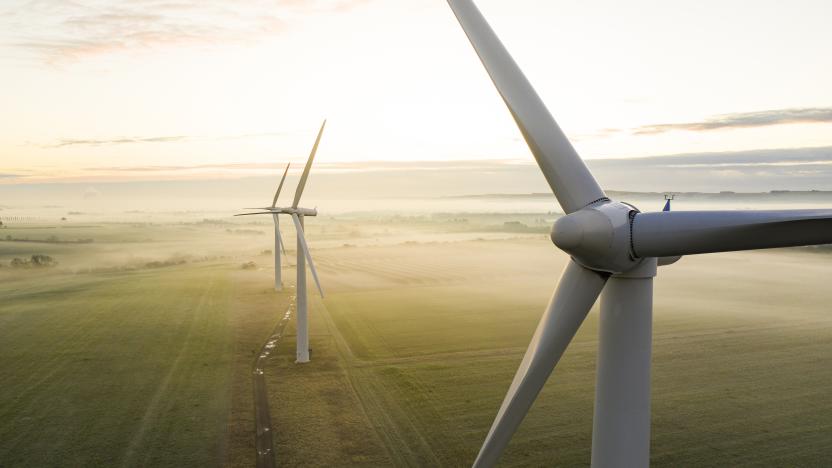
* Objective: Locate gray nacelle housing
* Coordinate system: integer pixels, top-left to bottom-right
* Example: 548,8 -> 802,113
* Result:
550,200 -> 644,274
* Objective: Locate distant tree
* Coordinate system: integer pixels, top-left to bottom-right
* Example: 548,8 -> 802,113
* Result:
11,255 -> 58,268
30,254 -> 57,267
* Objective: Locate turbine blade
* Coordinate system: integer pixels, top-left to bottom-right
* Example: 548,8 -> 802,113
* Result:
473,260 -> 607,467
275,227 -> 286,255
275,216 -> 286,254
632,209 -> 832,257
234,212 -> 274,216
292,120 -> 326,209
446,0 -> 605,213
291,213 -> 325,297
272,162 -> 291,208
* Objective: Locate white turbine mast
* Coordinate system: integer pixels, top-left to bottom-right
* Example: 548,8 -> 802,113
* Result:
237,120 -> 326,363
445,1 -> 832,467
250,161 -> 290,290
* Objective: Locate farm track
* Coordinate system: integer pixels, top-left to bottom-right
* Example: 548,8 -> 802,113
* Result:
253,297 -> 294,468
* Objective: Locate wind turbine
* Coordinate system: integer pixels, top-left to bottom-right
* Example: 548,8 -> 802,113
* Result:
445,1 -> 832,467
237,120 -> 326,363
245,162 -> 290,290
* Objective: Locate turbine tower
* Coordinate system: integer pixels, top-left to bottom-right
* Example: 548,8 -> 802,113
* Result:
237,120 -> 326,363
445,1 -> 832,467
247,162 -> 290,290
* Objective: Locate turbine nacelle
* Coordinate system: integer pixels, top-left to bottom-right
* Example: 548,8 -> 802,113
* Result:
550,200 -> 642,275
238,206 -> 318,217
282,207 -> 317,217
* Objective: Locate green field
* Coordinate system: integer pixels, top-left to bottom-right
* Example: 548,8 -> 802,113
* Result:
1,216 -> 831,466
0,220 -> 291,467
270,239 -> 832,466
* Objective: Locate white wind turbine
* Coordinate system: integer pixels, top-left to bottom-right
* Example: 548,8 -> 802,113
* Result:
446,1 -> 832,467
245,162 -> 290,290
238,120 -> 326,363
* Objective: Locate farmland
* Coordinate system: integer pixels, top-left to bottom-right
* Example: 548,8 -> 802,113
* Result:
270,238 -> 832,466
0,214 -> 831,466
0,221 -> 284,467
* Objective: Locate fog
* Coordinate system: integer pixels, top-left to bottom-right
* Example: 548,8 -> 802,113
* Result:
3,149 -> 832,221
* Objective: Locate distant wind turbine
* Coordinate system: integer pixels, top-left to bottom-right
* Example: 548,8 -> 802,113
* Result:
237,120 -> 327,363
242,162 -> 291,290
446,1 -> 832,467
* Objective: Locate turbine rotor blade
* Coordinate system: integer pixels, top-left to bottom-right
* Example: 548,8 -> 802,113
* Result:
473,260 -> 607,467
272,162 -> 291,208
446,0 -> 605,213
276,225 -> 286,255
632,209 -> 832,257
234,212 -> 274,216
292,120 -> 326,209
291,213 -> 325,297
273,214 -> 286,255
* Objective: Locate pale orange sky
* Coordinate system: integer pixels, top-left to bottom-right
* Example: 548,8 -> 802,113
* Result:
1,0 -> 831,183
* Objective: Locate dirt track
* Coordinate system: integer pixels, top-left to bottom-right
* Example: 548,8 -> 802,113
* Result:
253,300 -> 293,468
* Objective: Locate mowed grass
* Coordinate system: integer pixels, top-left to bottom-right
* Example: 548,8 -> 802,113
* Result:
0,261 -> 286,467
274,239 -> 832,466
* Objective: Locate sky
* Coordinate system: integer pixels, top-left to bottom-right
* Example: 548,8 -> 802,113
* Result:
1,0 -> 832,187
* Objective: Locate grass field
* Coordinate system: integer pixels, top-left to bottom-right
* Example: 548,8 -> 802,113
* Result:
1,215 -> 831,466
0,263 -> 235,466
0,221 -> 289,467
270,239 -> 832,467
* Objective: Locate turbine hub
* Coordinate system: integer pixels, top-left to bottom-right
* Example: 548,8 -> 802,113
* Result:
278,207 -> 318,217
550,200 -> 643,274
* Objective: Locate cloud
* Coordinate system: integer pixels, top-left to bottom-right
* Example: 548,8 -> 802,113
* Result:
75,147 -> 832,179
0,0 -> 373,63
82,159 -> 528,174
632,107 -> 832,135
590,145 -> 832,168
48,131 -> 291,148
5,146 -> 832,195
53,136 -> 187,147
85,163 -> 280,172
71,146 -> 832,192
586,146 -> 832,192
